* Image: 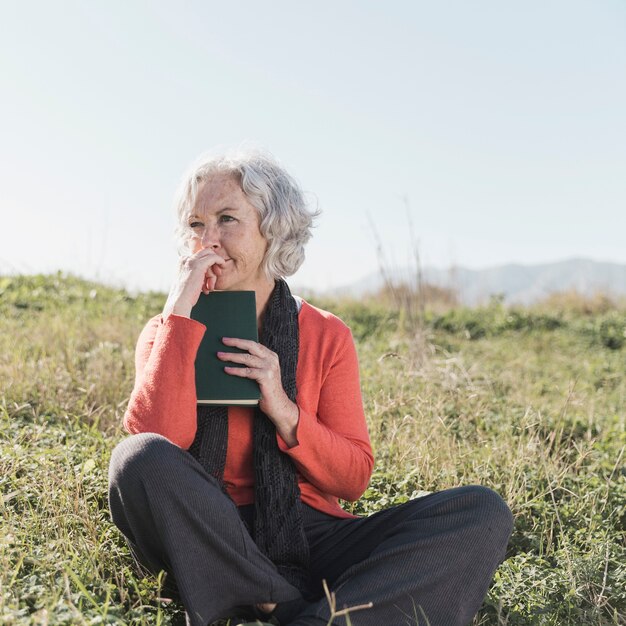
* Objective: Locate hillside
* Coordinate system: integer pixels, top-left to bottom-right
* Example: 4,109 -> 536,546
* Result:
325,257 -> 626,305
1,274 -> 625,625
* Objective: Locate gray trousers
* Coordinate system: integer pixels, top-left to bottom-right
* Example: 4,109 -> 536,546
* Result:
108,433 -> 513,626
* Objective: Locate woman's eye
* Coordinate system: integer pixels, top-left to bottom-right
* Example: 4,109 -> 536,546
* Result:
189,222 -> 203,230
219,215 -> 236,223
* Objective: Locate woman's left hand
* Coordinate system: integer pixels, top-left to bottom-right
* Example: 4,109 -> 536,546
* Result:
217,337 -> 299,447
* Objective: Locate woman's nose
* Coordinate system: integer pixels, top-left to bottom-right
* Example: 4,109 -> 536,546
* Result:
201,224 -> 220,249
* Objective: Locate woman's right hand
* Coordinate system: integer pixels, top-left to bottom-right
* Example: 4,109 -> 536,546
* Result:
162,248 -> 226,319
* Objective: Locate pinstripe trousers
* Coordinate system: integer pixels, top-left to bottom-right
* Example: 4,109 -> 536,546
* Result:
108,433 -> 513,626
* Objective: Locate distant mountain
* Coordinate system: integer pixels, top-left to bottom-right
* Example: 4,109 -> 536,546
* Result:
321,258 -> 626,305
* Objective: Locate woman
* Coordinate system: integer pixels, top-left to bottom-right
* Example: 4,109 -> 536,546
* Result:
108,148 -> 513,626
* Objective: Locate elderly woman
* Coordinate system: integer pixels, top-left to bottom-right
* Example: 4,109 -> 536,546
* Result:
108,149 -> 513,626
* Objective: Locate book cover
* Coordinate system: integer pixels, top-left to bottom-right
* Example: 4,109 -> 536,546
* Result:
190,290 -> 261,406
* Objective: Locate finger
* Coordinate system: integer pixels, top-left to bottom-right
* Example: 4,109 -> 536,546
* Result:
217,351 -> 264,367
191,250 -> 226,274
193,247 -> 224,260
221,337 -> 268,356
203,265 -> 219,293
224,365 -> 259,380
201,271 -> 213,293
210,255 -> 226,268
205,275 -> 216,292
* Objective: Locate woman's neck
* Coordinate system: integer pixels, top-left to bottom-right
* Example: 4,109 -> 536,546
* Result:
254,279 -> 277,330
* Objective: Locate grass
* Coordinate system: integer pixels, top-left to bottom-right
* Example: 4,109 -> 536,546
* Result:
1,273 -> 625,625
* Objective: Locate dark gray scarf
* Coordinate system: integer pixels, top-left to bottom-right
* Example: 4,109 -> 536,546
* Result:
188,279 -> 310,594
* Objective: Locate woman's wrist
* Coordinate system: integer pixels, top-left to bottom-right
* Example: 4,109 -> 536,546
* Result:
169,303 -> 192,318
163,291 -> 194,319
272,400 -> 300,448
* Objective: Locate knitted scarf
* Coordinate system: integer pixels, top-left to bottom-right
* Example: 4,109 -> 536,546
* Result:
188,279 -> 310,594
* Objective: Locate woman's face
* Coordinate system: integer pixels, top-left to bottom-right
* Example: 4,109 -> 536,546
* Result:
186,174 -> 270,291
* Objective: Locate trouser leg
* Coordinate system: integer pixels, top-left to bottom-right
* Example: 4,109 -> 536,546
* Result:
108,433 -> 301,626
294,485 -> 513,626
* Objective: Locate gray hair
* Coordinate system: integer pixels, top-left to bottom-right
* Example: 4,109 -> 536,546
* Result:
173,147 -> 320,280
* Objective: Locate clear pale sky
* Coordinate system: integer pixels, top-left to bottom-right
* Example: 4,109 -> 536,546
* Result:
1,1 -> 625,294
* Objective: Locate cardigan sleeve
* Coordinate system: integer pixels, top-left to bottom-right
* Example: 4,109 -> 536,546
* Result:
276,319 -> 374,502
123,314 -> 206,449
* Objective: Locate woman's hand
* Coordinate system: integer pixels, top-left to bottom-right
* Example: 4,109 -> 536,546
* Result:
162,248 -> 226,319
217,337 -> 299,447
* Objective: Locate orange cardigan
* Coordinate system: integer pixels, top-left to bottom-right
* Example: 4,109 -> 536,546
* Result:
123,300 -> 374,518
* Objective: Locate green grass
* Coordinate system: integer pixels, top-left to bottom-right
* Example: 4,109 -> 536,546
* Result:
1,273 -> 624,625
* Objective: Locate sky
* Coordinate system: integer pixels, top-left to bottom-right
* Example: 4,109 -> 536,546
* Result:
1,1 -> 625,295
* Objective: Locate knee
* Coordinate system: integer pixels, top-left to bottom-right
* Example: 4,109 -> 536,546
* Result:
461,485 -> 514,544
408,485 -> 514,544
108,432 -> 181,491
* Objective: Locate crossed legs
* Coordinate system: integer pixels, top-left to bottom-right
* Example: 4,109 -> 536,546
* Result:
109,433 -> 513,626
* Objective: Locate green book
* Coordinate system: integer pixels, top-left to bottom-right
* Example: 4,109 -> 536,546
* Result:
190,290 -> 261,406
